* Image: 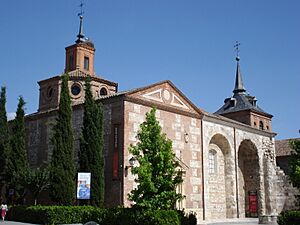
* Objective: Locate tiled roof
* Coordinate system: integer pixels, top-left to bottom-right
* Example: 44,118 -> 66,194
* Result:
275,138 -> 300,157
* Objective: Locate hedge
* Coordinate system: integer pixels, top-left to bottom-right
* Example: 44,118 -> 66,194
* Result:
277,210 -> 300,225
6,206 -> 196,225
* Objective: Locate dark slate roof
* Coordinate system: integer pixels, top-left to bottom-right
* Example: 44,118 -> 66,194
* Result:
215,58 -> 272,118
275,138 -> 300,157
215,93 -> 272,117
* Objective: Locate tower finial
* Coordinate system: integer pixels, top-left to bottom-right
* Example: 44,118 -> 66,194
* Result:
233,41 -> 246,94
76,0 -> 86,43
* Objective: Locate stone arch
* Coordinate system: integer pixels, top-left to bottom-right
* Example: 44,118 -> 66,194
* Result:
238,139 -> 259,218
208,133 -> 235,219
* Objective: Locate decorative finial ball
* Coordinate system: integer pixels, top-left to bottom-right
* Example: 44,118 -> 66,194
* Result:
80,15 -> 83,19
236,56 -> 240,61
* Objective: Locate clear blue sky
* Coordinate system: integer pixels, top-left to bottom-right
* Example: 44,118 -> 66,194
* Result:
1,0 -> 299,140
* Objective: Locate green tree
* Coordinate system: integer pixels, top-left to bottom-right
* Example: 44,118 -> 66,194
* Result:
49,74 -> 75,205
25,167 -> 49,205
8,96 -> 29,203
79,76 -> 104,206
289,139 -> 300,189
128,107 -> 183,210
0,87 -> 11,189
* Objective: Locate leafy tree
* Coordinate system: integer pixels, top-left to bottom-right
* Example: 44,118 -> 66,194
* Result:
289,139 -> 300,189
49,74 -> 75,205
8,96 -> 29,203
128,107 -> 183,210
25,167 -> 50,205
79,76 -> 104,206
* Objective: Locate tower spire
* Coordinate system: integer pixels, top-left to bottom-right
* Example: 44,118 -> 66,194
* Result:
233,41 -> 246,94
76,1 -> 86,43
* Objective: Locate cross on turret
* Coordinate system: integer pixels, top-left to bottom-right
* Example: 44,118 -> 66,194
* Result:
78,0 -> 84,17
234,41 -> 241,61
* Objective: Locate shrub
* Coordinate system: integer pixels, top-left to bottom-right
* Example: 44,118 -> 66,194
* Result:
278,210 -> 300,225
7,205 -> 96,224
177,210 -> 197,225
7,206 -> 184,225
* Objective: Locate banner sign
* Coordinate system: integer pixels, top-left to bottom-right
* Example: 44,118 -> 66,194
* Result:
77,172 -> 91,200
249,192 -> 257,213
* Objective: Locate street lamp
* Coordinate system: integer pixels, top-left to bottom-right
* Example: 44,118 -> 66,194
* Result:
126,157 -> 137,171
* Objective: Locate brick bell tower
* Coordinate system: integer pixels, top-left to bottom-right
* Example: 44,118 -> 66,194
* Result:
65,15 -> 95,76
37,14 -> 118,112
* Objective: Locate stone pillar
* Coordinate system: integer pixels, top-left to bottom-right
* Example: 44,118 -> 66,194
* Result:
259,139 -> 278,224
258,153 -> 266,222
226,155 -> 237,218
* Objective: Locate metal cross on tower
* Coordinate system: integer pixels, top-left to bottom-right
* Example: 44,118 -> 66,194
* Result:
234,41 -> 241,60
78,0 -> 85,17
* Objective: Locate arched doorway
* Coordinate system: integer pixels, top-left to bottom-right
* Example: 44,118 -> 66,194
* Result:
238,140 -> 259,218
208,134 -> 235,219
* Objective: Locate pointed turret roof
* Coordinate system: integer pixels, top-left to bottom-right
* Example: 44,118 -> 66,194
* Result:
74,15 -> 94,47
233,57 -> 246,94
215,56 -> 272,118
76,15 -> 85,43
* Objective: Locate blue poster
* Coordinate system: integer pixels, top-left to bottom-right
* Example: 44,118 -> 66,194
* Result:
77,172 -> 91,200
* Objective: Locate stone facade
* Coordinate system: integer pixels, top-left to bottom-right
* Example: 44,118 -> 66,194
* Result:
21,15 -> 299,224
24,79 -> 289,223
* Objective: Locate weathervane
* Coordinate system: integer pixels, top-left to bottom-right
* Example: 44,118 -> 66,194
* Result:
78,0 -> 85,17
234,41 -> 241,61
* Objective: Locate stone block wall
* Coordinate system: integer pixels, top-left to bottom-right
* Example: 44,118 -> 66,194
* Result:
275,167 -> 299,213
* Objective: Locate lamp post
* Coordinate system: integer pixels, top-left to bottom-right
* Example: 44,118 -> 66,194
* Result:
125,157 -> 137,171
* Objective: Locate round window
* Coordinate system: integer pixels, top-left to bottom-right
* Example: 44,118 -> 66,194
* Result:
100,87 -> 108,96
71,84 -> 81,96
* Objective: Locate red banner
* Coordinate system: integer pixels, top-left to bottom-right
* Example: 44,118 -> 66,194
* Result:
113,151 -> 119,179
249,195 -> 257,213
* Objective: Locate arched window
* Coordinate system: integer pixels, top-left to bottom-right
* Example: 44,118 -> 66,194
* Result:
100,87 -> 108,96
259,121 -> 264,130
208,150 -> 217,174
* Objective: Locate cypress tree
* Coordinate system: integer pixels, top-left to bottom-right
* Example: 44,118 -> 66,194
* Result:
0,87 -> 10,187
128,107 -> 183,210
79,75 -> 104,206
49,74 -> 75,205
8,96 -> 29,203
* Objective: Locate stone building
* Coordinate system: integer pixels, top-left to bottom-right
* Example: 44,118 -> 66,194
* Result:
275,138 -> 300,174
24,15 -> 293,223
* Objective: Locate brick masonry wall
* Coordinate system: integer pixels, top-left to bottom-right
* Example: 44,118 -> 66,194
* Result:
123,101 -> 203,217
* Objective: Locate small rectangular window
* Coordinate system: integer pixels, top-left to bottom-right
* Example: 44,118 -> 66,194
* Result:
69,55 -> 74,71
84,56 -> 89,70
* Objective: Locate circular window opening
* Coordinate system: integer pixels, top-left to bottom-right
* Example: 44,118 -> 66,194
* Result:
47,87 -> 54,98
100,87 -> 108,96
71,84 -> 81,96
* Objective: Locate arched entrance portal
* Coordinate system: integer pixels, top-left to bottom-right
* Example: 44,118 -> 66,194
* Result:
238,140 -> 259,218
208,134 -> 235,219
